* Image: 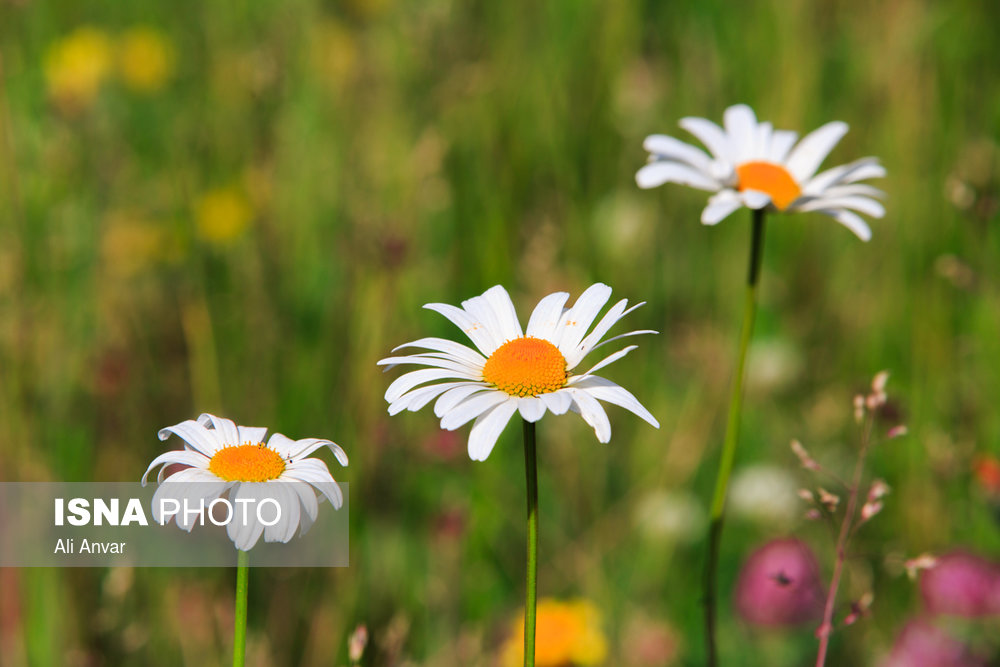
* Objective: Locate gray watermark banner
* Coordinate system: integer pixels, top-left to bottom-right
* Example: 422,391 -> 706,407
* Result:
0,483 -> 349,567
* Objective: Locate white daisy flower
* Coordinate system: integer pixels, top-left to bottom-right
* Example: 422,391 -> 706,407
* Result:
141,413 -> 349,551
378,283 -> 660,461
636,103 -> 886,241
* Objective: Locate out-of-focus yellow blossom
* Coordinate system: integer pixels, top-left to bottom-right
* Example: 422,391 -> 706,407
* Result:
118,27 -> 175,94
101,214 -> 170,278
44,27 -> 113,112
310,21 -> 358,91
194,187 -> 253,243
499,599 -> 608,667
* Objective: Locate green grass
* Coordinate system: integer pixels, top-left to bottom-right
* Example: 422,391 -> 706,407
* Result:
1,0 -> 999,664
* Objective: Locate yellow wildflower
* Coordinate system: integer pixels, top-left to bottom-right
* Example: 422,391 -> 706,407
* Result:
118,27 -> 175,93
500,599 -> 608,667
44,27 -> 113,112
194,187 -> 253,244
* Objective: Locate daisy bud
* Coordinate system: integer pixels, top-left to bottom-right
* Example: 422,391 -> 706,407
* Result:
734,539 -> 825,628
791,440 -> 821,471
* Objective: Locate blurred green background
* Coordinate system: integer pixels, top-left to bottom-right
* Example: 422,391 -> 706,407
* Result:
1,0 -> 999,664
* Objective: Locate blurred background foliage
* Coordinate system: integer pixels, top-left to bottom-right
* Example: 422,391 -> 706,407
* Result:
1,0 -> 999,664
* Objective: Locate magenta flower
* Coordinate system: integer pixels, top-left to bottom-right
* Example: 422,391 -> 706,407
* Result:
883,618 -> 987,667
734,538 -> 825,627
920,550 -> 1000,618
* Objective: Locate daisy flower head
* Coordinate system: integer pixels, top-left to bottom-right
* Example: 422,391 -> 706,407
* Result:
636,104 -> 886,240
378,283 -> 660,461
142,414 -> 348,551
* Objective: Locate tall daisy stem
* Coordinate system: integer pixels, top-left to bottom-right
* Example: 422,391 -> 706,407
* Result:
523,418 -> 538,667
704,208 -> 766,667
233,549 -> 250,667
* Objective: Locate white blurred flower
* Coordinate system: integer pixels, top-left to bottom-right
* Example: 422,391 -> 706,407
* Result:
636,104 -> 886,240
729,464 -> 800,524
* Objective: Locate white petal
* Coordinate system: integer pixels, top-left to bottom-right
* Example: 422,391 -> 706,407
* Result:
525,291 -> 570,341
635,161 -> 719,191
467,399 -> 518,461
571,376 -> 660,428
564,298 -> 638,368
377,354 -> 482,376
517,396 -> 547,422
391,337 -> 487,367
554,283 -> 613,354
804,157 -> 884,193
568,389 -> 612,443
785,121 -> 848,182
263,482 -> 300,544
460,293 -> 507,347
816,209 -> 873,241
642,134 -> 714,172
151,473 -> 229,529
679,116 -> 734,163
539,390 -> 573,415
768,130 -> 799,163
236,426 -> 268,445
287,480 -> 319,533
197,414 -> 241,445
481,285 -> 524,341
267,434 -> 349,466
158,420 -> 224,457
701,191 -> 744,225
227,483 -> 267,551
822,184 -> 885,199
390,381 -> 475,416
440,391 -> 509,430
740,189 -> 772,209
282,458 -> 343,508
795,195 -> 884,218
570,345 -> 637,380
434,383 -> 493,418
723,104 -> 758,162
424,302 -> 500,356
385,368 -> 473,403
141,449 -> 210,485
752,122 -> 772,161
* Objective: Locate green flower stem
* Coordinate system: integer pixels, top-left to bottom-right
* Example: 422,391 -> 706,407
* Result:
704,208 -> 767,667
523,418 -> 538,667
233,549 -> 250,667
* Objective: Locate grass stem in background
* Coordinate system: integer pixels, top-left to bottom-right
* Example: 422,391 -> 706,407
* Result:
704,208 -> 766,666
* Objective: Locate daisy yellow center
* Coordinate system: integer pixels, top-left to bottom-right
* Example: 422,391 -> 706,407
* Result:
482,337 -> 568,397
735,161 -> 802,210
208,443 -> 286,482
